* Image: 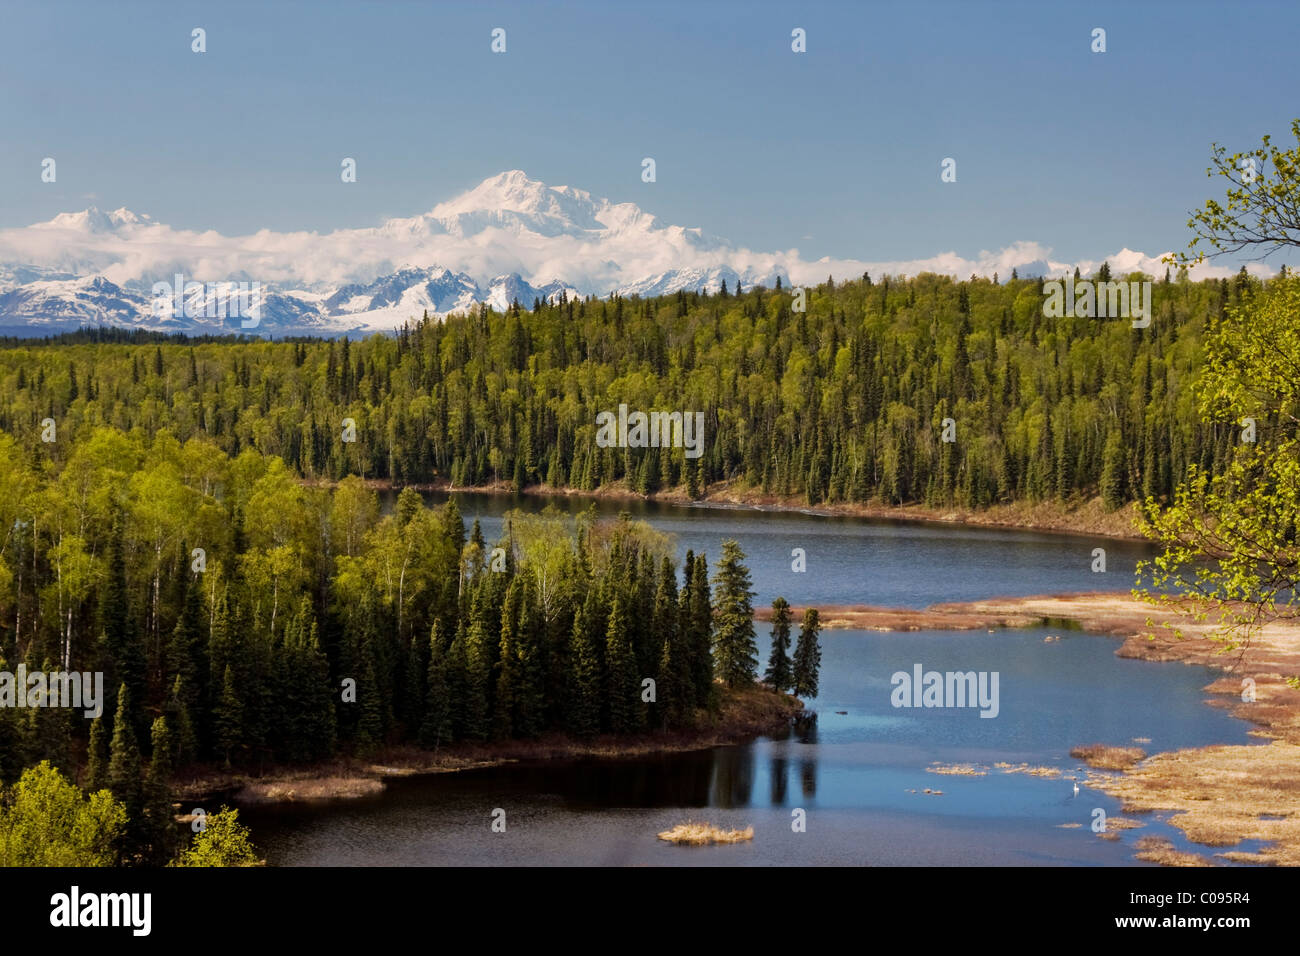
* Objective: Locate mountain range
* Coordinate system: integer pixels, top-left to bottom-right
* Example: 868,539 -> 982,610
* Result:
0,170 -> 1238,338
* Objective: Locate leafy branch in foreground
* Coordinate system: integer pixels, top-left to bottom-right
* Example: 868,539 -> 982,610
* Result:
1139,263 -> 1300,657
1170,118 -> 1300,266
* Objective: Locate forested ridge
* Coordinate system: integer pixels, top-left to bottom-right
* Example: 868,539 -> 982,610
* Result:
0,268 -> 1266,510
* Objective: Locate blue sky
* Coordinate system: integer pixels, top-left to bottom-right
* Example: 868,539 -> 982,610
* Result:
2,0 -> 1297,268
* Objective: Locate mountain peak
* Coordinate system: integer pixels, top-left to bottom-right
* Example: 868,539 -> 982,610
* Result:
425,169 -> 617,234
37,206 -> 150,233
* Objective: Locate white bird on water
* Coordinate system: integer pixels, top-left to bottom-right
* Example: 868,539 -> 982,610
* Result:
1072,782 -> 1080,797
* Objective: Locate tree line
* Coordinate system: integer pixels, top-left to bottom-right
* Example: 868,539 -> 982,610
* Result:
0,268 -> 1268,512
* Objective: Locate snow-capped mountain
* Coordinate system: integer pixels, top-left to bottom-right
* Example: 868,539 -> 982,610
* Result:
0,172 -> 787,336
0,170 -> 1237,338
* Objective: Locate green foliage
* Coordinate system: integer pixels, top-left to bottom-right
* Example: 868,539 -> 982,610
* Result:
171,807 -> 261,867
1173,119 -> 1300,266
1141,120 -> 1300,655
1140,274 -> 1300,652
0,761 -> 125,866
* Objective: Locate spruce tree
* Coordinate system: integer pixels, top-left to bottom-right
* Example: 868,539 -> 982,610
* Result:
711,540 -> 758,687
355,641 -> 385,755
1101,429 -> 1126,511
85,713 -> 110,792
653,557 -> 687,727
681,551 -> 714,707
167,571 -> 205,729
213,665 -> 243,769
144,716 -> 176,865
168,675 -> 198,768
445,619 -> 470,741
512,580 -> 546,738
291,609 -> 337,761
100,515 -> 146,741
792,608 -> 822,699
108,684 -> 145,859
419,622 -> 452,750
764,597 -> 794,692
493,580 -> 521,739
461,617 -> 491,742
605,595 -> 639,734
567,602 -> 602,737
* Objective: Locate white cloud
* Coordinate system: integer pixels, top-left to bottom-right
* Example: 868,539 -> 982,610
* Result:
0,171 -> 1273,301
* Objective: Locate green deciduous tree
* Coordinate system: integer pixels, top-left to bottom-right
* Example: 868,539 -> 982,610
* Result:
171,807 -> 261,867
0,762 -> 125,867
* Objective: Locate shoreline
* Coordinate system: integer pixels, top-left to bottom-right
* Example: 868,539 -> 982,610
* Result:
778,589 -> 1300,866
175,685 -> 803,806
303,476 -> 1150,542
176,587 -> 1300,866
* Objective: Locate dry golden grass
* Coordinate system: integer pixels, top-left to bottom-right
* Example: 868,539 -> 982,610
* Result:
1087,741 -> 1300,865
927,762 -> 987,776
1104,816 -> 1145,831
1070,744 -> 1147,770
1134,837 -> 1213,867
657,821 -> 754,845
240,777 -> 385,804
994,762 -> 1062,778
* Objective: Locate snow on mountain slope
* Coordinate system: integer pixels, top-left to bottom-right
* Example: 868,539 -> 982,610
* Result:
0,171 -> 1233,337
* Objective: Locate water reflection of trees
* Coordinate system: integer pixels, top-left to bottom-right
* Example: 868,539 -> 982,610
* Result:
709,745 -> 755,807
795,713 -> 818,798
498,716 -> 818,810
769,757 -> 788,803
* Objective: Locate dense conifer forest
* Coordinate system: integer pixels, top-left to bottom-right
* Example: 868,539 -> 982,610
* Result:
0,268 -> 1264,510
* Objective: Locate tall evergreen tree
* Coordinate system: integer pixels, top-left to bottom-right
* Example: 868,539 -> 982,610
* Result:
763,597 -> 794,692
144,716 -> 176,864
711,540 -> 758,687
605,596 -> 639,734
792,608 -> 822,699
461,616 -> 492,742
107,684 -> 145,859
85,713 -> 110,792
681,551 -> 714,708
213,665 -> 243,769
567,602 -> 603,737
653,557 -> 688,727
100,515 -> 146,741
419,622 -> 452,750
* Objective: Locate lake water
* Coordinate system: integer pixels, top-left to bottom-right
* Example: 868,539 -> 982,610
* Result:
241,494 -> 1258,866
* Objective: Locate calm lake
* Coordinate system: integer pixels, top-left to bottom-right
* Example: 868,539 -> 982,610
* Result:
241,494 -> 1258,866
